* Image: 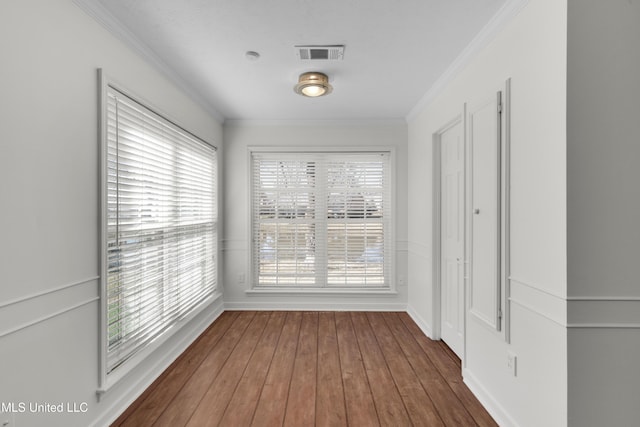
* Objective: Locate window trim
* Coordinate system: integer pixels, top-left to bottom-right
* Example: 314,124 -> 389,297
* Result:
246,146 -> 397,295
97,70 -> 221,394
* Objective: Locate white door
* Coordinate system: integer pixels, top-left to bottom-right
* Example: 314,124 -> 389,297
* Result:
440,120 -> 465,358
469,92 -> 502,332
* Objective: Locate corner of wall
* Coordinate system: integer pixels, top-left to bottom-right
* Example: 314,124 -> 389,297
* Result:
406,304 -> 434,339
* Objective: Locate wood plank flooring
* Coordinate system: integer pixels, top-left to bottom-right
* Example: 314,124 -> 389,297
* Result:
112,311 -> 497,427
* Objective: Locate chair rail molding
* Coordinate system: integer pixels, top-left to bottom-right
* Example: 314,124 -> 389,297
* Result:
568,297 -> 640,329
0,276 -> 99,338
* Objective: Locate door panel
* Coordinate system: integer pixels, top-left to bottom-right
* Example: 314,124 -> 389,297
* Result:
469,93 -> 501,331
440,120 -> 464,357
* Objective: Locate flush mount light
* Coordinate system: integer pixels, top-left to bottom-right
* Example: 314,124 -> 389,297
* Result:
294,72 -> 333,97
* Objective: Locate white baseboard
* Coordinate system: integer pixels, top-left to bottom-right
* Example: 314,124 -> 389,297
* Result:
224,301 -> 407,312
463,367 -> 519,427
406,304 -> 434,338
92,296 -> 225,427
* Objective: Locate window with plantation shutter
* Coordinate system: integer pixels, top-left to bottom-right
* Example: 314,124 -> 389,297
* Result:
251,151 -> 392,289
102,85 -> 217,376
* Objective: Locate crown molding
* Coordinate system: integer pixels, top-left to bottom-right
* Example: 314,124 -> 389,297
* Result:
74,0 -> 529,126
73,0 -> 225,123
405,0 -> 530,122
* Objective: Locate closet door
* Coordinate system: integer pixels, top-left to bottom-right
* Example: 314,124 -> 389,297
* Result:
468,92 -> 502,331
440,119 -> 465,357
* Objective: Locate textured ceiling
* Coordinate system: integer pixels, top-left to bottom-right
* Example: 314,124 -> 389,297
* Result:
82,0 -> 509,121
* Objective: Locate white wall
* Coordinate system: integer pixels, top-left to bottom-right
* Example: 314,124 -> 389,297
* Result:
223,120 -> 408,310
407,0 -> 568,425
567,1 -> 640,425
0,1 -> 223,426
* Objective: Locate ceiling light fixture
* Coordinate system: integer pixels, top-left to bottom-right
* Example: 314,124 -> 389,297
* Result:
294,72 -> 333,97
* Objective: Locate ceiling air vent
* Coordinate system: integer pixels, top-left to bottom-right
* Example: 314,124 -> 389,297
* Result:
295,45 -> 345,61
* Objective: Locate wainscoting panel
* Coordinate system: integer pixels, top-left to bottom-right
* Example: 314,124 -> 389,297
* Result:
509,277 -> 566,327
568,297 -> 640,329
0,276 -> 99,338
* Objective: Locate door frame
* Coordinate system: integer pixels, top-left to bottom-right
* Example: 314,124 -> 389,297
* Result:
432,109 -> 467,362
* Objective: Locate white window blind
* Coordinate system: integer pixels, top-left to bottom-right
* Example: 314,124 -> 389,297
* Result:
104,86 -> 217,374
252,151 -> 391,289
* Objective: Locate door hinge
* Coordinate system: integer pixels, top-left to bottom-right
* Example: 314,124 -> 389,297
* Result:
498,308 -> 503,320
497,102 -> 503,114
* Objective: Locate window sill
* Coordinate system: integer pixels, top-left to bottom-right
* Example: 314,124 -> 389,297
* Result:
245,287 -> 397,296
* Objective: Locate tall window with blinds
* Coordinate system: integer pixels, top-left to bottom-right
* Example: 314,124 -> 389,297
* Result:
103,85 -> 217,376
252,151 -> 392,289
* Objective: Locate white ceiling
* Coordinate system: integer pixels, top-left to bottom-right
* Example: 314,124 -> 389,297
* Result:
83,0 -> 509,121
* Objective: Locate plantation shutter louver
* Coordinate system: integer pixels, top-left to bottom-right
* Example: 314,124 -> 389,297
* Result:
252,152 -> 391,289
105,86 -> 217,374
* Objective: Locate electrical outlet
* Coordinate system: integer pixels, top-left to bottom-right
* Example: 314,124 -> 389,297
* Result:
507,351 -> 517,377
237,272 -> 245,284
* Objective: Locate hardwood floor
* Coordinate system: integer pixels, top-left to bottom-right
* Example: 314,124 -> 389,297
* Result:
112,311 -> 497,427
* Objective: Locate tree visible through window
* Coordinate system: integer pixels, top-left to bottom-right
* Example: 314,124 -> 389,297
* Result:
251,151 -> 391,289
